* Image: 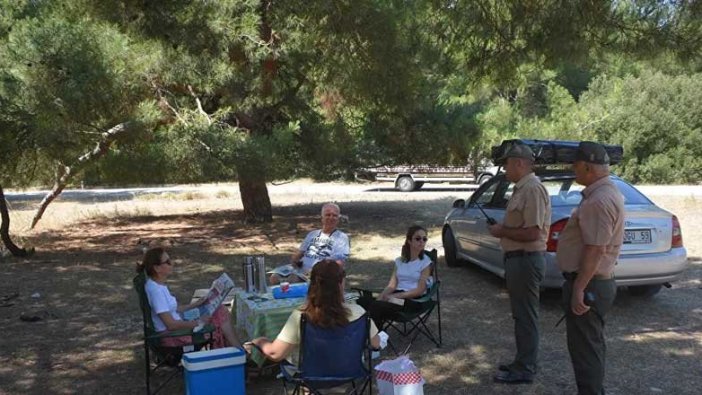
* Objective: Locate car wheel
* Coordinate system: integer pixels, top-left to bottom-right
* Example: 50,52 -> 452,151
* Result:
628,284 -> 663,297
478,174 -> 492,185
413,181 -> 424,191
396,176 -> 415,192
443,227 -> 460,267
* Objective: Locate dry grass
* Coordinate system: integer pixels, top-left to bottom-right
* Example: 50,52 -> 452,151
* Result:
0,181 -> 700,394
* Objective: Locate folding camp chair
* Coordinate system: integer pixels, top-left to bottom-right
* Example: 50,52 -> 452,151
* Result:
280,313 -> 373,395
356,249 -> 442,355
132,272 -> 215,395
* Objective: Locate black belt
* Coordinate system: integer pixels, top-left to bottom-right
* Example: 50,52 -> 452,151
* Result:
562,272 -> 614,281
503,250 -> 544,260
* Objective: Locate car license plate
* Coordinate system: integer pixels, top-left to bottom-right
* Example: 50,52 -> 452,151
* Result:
624,229 -> 652,244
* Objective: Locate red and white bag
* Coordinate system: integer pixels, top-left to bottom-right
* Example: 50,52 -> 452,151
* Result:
375,355 -> 425,395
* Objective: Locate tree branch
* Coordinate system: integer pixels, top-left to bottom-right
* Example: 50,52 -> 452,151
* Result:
30,122 -> 134,229
188,85 -> 212,125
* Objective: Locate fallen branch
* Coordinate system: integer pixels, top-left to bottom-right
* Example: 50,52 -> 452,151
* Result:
30,122 -> 133,229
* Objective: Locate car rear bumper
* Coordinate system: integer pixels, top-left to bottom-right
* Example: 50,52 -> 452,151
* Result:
541,247 -> 689,288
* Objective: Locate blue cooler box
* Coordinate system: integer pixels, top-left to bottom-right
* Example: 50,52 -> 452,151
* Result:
182,347 -> 246,395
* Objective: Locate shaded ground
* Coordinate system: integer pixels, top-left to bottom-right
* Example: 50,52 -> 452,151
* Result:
0,183 -> 700,394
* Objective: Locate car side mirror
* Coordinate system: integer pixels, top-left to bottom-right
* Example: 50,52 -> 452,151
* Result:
452,199 -> 465,208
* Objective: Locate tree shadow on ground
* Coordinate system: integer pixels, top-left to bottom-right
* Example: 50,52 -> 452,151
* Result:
1,202 -> 700,394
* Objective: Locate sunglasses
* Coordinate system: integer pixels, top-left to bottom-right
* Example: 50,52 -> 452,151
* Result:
414,236 -> 428,242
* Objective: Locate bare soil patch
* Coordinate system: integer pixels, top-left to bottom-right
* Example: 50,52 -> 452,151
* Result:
1,181 -> 700,394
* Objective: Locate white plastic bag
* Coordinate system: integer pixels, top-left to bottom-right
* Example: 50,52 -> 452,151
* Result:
375,355 -> 425,395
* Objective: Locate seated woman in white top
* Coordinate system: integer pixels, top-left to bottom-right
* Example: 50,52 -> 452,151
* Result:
137,247 -> 241,349
244,260 -> 380,365
356,225 -> 433,328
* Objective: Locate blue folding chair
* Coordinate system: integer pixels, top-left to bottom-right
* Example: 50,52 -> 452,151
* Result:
280,313 -> 373,395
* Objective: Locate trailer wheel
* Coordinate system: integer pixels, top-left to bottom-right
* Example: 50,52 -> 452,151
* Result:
396,176 -> 415,192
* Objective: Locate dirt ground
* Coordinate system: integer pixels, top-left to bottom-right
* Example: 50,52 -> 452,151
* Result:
0,181 -> 700,394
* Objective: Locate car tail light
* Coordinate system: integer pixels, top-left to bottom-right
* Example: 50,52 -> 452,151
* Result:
671,215 -> 683,248
546,218 -> 570,252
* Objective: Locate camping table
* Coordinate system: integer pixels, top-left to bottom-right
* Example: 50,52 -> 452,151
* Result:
233,289 -> 306,366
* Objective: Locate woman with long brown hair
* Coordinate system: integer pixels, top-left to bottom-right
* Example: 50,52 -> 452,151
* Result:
136,247 -> 241,349
245,260 -> 380,364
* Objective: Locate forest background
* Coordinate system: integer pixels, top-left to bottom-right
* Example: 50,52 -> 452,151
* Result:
1,0 -> 701,224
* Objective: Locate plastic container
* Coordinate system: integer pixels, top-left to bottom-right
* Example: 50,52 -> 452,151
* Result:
272,282 -> 309,299
182,347 -> 246,395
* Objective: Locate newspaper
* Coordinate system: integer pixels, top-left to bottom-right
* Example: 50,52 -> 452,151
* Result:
267,264 -> 309,282
386,296 -> 405,306
182,273 -> 235,321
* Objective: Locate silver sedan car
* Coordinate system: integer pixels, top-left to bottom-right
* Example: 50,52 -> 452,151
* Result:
442,170 -> 688,296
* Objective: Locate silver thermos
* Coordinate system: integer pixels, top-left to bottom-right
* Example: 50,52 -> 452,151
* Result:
254,256 -> 268,294
243,256 -> 255,293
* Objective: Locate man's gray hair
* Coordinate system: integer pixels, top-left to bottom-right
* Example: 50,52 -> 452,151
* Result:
321,203 -> 341,215
591,163 -> 610,175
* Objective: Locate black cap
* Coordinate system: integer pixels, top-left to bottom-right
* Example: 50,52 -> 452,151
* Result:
499,143 -> 535,162
576,141 -> 610,164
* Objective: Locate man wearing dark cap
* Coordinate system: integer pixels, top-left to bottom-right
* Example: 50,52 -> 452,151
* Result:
489,143 -> 551,384
556,141 -> 624,395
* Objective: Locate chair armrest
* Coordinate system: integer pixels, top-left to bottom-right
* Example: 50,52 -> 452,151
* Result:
146,323 -> 215,340
409,280 -> 440,303
410,294 -> 432,304
351,287 -> 384,298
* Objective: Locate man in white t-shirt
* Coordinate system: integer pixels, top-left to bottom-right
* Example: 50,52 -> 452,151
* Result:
270,203 -> 350,284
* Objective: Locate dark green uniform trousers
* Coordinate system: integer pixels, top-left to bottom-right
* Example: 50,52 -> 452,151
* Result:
562,277 -> 617,395
504,253 -> 545,374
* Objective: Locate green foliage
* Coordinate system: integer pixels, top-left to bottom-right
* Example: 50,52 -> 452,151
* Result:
473,67 -> 702,185
0,3 -> 158,186
1,0 -> 701,192
580,71 -> 702,183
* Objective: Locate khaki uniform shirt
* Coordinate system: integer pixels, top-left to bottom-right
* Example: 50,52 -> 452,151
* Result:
500,172 -> 551,252
556,176 -> 625,276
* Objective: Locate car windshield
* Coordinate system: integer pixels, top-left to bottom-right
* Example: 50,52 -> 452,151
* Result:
544,177 -> 652,207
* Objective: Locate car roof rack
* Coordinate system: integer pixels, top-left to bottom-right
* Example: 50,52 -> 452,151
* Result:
491,139 -> 623,166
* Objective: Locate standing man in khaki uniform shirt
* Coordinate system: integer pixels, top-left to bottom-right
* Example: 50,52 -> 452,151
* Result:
488,143 -> 551,384
556,141 -> 624,395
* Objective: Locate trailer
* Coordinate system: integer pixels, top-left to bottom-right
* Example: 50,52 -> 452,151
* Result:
355,164 -> 500,191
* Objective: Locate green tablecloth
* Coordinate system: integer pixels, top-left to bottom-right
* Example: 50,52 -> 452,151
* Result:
234,289 -> 306,366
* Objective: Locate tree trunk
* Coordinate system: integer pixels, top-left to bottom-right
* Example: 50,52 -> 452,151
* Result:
239,177 -> 272,223
230,1 -> 275,225
0,184 -> 32,257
